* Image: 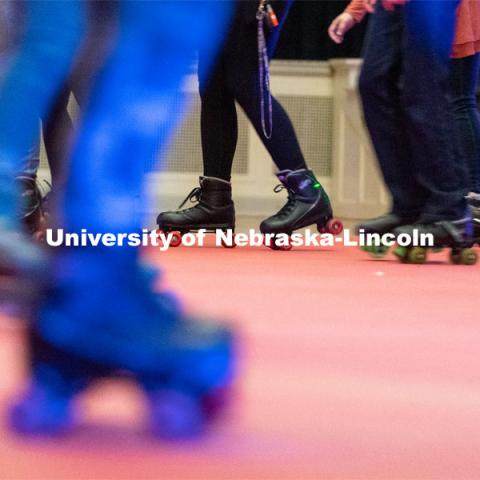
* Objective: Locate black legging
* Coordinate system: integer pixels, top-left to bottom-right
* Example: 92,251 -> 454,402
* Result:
199,0 -> 307,181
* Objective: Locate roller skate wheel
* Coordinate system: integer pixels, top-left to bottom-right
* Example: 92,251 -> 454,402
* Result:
407,247 -> 427,264
148,389 -> 204,439
271,235 -> 292,251
169,231 -> 183,247
370,244 -> 389,258
326,218 -> 344,236
221,233 -> 236,249
450,249 -> 478,265
9,384 -> 74,435
201,385 -> 232,420
393,245 -> 410,263
317,225 -> 328,234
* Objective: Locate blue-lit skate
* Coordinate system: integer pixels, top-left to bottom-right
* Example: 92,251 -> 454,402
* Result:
9,250 -> 236,439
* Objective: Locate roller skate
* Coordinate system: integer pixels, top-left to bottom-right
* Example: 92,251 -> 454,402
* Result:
260,169 -> 343,251
156,176 -> 235,248
467,193 -> 480,246
9,249 -> 236,439
358,213 -> 418,259
392,214 -> 477,265
0,175 -> 47,311
16,175 -> 50,240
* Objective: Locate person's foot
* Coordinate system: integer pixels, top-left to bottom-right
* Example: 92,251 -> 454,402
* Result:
157,176 -> 235,233
392,214 -> 477,265
9,248 -> 236,438
260,169 -> 342,237
356,213 -> 418,235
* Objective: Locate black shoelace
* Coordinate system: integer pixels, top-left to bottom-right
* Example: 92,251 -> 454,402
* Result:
177,187 -> 202,210
273,184 -> 296,218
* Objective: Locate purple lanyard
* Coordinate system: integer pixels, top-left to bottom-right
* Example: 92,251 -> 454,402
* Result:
256,8 -> 273,140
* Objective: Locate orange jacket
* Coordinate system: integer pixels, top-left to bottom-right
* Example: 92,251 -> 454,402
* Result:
344,0 -> 480,58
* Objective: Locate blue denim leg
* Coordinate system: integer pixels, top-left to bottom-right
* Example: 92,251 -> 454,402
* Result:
0,0 -> 85,221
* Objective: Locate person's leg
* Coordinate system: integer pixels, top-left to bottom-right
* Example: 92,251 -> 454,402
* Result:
448,54 -> 480,245
155,6 -> 241,234
401,0 -> 468,222
391,1 -> 477,263
224,16 -> 306,172
45,0 -> 233,372
448,54 -> 480,195
199,50 -> 238,182
358,6 -> 425,222
0,0 -> 85,276
12,1 -> 236,438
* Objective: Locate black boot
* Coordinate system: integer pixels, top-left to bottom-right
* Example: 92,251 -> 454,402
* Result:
260,169 -> 342,237
157,176 -> 235,233
357,213 -> 419,235
16,175 -> 49,236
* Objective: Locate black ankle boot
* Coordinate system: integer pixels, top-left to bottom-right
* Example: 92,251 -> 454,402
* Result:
156,176 -> 235,232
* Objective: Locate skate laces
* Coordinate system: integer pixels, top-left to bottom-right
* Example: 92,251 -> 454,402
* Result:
177,187 -> 202,210
273,183 -> 297,218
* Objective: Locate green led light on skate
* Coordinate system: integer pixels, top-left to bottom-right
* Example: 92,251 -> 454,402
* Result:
313,183 -> 321,189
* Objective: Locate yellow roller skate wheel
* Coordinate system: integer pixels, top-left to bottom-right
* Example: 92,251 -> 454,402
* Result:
451,248 -> 478,266
407,247 -> 427,264
393,245 -> 409,263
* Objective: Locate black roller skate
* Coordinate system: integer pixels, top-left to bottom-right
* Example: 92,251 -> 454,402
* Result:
467,193 -> 480,246
16,174 -> 50,240
260,169 -> 343,250
358,213 -> 418,258
156,176 -> 235,248
0,173 -> 47,313
392,214 -> 477,265
9,249 -> 236,439
0,220 -> 46,312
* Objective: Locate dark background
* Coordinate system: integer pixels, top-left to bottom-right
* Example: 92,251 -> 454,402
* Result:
275,0 -> 368,60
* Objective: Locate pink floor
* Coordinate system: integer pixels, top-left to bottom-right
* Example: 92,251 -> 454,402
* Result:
1,243 -> 479,479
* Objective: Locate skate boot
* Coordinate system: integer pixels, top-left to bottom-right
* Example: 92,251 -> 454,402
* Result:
467,193 -> 480,246
392,214 -> 477,265
358,213 -> 418,258
9,249 -> 236,439
16,175 -> 50,238
156,176 -> 235,248
0,218 -> 46,312
260,169 -> 343,250
0,168 -> 46,312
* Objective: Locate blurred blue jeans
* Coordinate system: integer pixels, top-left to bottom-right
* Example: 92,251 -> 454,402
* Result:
0,0 -> 85,223
449,54 -> 480,194
0,0 -> 41,178
358,0 -> 468,222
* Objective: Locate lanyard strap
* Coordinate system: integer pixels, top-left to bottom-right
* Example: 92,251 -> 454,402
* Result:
256,7 -> 273,140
